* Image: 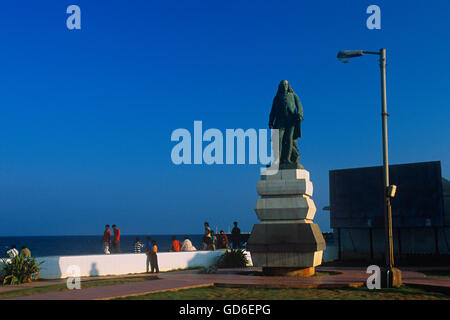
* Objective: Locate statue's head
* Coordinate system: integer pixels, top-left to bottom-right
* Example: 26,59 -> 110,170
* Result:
278,80 -> 293,94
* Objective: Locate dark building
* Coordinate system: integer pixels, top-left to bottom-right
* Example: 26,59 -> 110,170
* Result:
329,161 -> 450,261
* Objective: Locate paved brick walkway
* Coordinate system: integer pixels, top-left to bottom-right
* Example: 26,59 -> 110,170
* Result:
5,267 -> 450,300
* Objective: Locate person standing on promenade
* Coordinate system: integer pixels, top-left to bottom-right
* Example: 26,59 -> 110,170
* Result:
231,221 -> 241,249
133,237 -> 145,253
149,240 -> 159,273
217,230 -> 229,249
170,236 -> 182,252
202,222 -> 212,250
102,224 -> 111,254
204,222 -> 211,236
20,246 -> 31,258
111,225 -> 121,253
145,236 -> 152,252
210,230 -> 217,250
202,232 -> 212,250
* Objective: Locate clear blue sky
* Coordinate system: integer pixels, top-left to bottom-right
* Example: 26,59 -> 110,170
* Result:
0,1 -> 449,236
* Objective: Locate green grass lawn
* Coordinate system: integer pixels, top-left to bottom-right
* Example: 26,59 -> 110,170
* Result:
0,275 -> 158,300
115,285 -> 450,300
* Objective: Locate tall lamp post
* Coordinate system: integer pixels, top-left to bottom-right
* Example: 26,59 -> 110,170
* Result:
337,49 -> 402,288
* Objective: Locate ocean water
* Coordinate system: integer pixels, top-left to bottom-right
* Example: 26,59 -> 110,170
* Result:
0,235 -> 205,258
0,235 -> 337,262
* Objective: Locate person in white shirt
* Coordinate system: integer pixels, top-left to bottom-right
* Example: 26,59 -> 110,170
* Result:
6,245 -> 19,258
133,237 -> 145,253
181,236 -> 197,251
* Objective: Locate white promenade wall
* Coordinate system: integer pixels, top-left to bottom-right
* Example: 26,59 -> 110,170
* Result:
33,250 -> 253,279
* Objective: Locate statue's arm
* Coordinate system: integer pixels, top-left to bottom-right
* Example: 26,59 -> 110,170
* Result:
295,94 -> 303,121
269,98 -> 277,128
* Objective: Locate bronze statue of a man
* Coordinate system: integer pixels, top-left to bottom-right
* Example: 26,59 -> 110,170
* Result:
269,80 -> 303,168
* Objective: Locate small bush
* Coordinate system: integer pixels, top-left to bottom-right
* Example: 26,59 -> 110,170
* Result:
217,249 -> 248,268
0,255 -> 43,285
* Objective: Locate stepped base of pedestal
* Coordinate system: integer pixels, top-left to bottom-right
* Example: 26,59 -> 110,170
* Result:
247,222 -> 325,252
248,169 -> 326,271
262,266 -> 315,277
250,250 -> 323,268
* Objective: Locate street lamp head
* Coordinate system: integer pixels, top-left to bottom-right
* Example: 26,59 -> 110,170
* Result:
337,50 -> 364,63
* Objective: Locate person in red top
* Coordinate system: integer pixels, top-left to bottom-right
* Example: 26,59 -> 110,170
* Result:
102,224 -> 111,254
171,236 -> 182,252
111,224 -> 121,253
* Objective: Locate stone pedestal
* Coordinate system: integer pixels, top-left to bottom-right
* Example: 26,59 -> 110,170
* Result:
247,169 -> 326,275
